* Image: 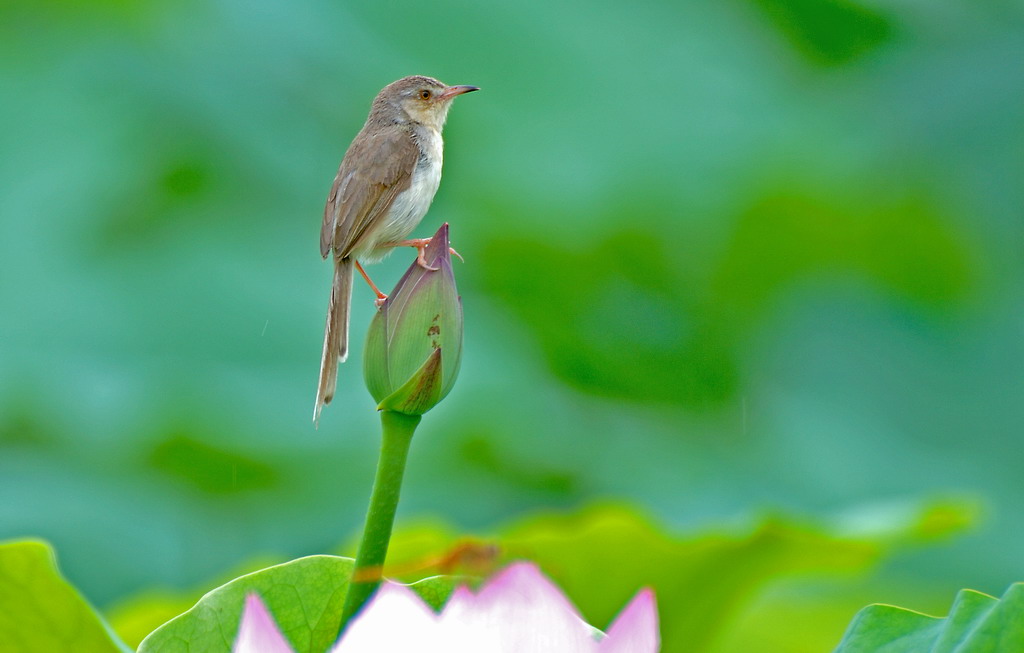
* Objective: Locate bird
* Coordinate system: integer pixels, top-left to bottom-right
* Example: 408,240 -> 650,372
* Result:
314,75 -> 478,425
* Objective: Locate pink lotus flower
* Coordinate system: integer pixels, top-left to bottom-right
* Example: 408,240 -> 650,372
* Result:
234,562 -> 659,652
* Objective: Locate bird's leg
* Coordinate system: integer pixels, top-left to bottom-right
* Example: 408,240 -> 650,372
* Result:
355,261 -> 388,307
383,238 -> 464,269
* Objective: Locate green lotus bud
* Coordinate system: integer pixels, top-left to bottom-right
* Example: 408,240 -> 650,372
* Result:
363,223 -> 463,415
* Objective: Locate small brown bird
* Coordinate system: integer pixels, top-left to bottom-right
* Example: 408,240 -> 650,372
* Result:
315,75 -> 478,424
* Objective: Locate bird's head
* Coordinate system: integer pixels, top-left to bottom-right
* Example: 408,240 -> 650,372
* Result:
374,76 -> 479,131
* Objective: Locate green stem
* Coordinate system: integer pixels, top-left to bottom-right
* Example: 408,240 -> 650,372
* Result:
339,410 -> 421,631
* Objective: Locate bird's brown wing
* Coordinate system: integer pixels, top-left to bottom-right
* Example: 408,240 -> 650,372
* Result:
321,127 -> 419,260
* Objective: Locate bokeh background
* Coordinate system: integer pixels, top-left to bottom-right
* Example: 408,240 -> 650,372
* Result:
2,0 -> 1022,650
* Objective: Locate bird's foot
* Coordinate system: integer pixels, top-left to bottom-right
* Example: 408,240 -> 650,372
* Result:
355,260 -> 388,307
385,238 -> 463,270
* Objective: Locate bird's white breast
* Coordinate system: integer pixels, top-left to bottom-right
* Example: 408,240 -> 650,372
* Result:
369,126 -> 443,257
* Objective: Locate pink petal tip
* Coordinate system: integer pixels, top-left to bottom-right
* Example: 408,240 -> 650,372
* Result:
233,593 -> 295,653
600,588 -> 660,653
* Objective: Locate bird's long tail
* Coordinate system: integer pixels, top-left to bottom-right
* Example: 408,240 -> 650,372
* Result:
314,257 -> 353,425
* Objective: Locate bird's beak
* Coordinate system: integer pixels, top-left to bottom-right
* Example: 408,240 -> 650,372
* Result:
440,85 -> 480,99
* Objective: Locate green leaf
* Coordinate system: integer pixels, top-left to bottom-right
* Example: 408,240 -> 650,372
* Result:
138,555 -> 354,653
0,539 -> 130,653
835,584 -> 1024,652
147,432 -> 279,494
106,554 -> 285,650
407,575 -> 459,611
137,555 -> 461,652
479,191 -> 976,411
747,0 -> 892,65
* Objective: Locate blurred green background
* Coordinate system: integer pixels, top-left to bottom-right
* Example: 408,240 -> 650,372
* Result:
1,0 -> 1022,649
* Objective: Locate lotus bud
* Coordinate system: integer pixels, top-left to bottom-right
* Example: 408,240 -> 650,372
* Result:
363,223 -> 463,415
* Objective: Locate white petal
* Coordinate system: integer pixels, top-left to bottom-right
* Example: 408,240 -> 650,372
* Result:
233,594 -> 295,653
331,563 -> 659,653
332,583 -> 442,652
439,562 -> 598,652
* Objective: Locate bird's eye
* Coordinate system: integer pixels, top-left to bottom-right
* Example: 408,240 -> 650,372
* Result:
419,89 -> 431,100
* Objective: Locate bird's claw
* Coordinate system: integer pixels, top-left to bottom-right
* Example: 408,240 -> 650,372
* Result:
385,238 -> 464,269
415,246 -> 440,271
415,244 -> 463,269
